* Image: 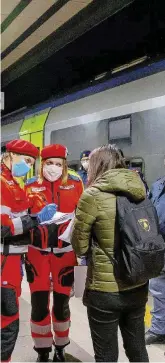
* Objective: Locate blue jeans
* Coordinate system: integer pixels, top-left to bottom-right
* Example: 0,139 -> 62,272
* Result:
149,274 -> 165,335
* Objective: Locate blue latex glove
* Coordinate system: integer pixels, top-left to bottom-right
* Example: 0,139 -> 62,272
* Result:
37,204 -> 57,223
80,257 -> 87,266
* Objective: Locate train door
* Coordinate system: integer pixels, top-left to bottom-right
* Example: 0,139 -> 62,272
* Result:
30,131 -> 43,177
19,111 -> 49,178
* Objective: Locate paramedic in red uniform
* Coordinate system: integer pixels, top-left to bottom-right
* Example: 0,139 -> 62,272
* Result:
25,144 -> 83,362
0,140 -> 41,362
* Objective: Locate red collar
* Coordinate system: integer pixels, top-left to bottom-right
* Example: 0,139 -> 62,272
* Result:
1,163 -> 12,178
42,177 -> 62,189
1,163 -> 19,184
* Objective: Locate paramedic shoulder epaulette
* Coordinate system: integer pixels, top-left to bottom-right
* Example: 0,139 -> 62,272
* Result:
68,170 -> 81,182
26,176 -> 37,185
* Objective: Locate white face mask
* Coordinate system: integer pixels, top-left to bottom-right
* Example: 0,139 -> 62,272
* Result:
81,160 -> 89,171
43,164 -> 63,182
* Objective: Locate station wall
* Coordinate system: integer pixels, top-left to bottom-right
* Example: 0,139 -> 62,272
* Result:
51,106 -> 165,186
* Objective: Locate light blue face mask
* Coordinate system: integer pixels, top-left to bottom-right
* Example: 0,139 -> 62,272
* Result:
12,159 -> 31,177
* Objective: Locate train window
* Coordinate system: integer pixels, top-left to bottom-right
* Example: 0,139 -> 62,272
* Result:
1,142 -> 8,153
124,157 -> 145,175
68,162 -> 79,172
125,159 -> 131,168
130,162 -> 144,174
129,157 -> 145,175
109,117 -> 131,141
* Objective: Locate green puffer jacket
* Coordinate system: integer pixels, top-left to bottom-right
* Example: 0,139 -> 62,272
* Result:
71,168 -> 146,292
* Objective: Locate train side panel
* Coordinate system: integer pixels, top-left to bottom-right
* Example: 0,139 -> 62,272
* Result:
1,119 -> 23,143
19,110 -> 50,177
44,71 -> 165,145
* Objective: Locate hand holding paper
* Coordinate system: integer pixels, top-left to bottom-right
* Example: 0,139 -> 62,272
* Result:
37,204 -> 57,223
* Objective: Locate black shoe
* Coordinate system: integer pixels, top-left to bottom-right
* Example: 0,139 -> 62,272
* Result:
145,330 -> 165,345
53,348 -> 65,362
36,353 -> 50,362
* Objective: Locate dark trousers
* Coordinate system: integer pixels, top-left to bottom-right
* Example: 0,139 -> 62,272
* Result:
1,255 -> 21,362
86,285 -> 149,362
27,248 -> 76,352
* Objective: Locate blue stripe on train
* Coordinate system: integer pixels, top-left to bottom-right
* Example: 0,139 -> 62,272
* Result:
3,59 -> 165,121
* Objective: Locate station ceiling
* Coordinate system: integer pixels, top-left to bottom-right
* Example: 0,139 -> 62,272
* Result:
1,0 -> 165,116
1,0 -> 134,87
1,0 -> 93,74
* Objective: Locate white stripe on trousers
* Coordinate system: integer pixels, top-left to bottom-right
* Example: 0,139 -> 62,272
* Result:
55,336 -> 70,347
31,322 -> 51,335
33,337 -> 53,348
53,321 -> 70,332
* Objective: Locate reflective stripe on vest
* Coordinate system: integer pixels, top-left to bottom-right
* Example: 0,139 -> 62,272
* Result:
1,205 -> 28,218
0,205 -> 11,215
12,217 -> 23,235
29,245 -> 73,254
0,244 -> 28,254
11,210 -> 28,218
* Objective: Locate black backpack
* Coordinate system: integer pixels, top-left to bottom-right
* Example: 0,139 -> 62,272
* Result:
109,196 -> 165,285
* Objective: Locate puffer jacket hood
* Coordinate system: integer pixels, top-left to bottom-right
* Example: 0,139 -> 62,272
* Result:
93,168 -> 146,202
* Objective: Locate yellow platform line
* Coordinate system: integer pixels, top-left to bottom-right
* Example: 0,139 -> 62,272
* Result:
145,303 -> 152,328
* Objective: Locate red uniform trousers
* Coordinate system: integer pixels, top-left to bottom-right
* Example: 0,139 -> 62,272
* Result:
27,247 -> 77,353
1,255 -> 22,362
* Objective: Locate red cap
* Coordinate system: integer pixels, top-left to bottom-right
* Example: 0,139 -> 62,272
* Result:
6,139 -> 39,159
41,144 -> 68,160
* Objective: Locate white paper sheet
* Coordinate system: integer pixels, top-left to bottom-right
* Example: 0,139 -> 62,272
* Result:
40,211 -> 75,225
59,217 -> 75,242
40,211 -> 75,243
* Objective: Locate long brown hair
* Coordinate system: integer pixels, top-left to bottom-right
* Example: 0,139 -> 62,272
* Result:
88,144 -> 126,186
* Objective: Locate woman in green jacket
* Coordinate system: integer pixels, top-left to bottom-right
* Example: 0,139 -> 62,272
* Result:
71,144 -> 149,362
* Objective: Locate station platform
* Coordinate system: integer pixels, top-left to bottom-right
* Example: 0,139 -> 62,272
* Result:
12,276 -> 165,362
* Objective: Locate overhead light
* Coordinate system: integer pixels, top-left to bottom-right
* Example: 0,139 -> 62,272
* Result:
111,56 -> 148,74
94,72 -> 107,81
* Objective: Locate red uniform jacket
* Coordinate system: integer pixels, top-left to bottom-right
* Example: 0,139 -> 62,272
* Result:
25,173 -> 83,251
25,174 -> 83,214
0,163 -> 37,254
